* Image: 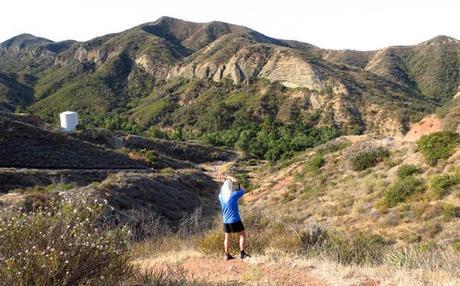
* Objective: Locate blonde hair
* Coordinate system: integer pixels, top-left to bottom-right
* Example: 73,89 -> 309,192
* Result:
220,179 -> 233,203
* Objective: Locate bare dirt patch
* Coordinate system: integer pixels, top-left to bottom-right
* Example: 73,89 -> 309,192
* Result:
404,114 -> 442,142
136,251 -> 326,286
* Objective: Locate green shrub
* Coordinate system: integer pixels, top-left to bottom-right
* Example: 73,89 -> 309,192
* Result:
0,200 -> 132,285
431,174 -> 460,198
417,131 -> 460,166
454,240 -> 460,253
145,126 -> 169,139
144,150 -> 158,167
350,147 -> 390,171
160,167 -> 175,176
397,164 -> 420,179
304,154 -> 325,172
233,172 -> 253,191
383,176 -> 427,207
442,204 -> 460,221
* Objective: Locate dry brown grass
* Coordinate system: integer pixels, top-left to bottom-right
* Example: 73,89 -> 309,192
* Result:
246,135 -> 460,245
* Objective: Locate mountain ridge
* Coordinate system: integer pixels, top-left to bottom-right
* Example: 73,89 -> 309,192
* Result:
0,17 -> 459,149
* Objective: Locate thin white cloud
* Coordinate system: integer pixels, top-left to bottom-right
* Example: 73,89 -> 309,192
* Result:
1,0 -> 459,50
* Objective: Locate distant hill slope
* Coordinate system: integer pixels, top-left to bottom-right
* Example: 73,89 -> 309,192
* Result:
0,72 -> 34,111
0,17 -> 458,137
0,112 -> 146,169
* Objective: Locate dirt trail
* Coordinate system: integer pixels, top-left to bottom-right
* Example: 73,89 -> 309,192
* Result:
136,251 -> 327,286
149,162 -> 325,285
177,256 -> 325,285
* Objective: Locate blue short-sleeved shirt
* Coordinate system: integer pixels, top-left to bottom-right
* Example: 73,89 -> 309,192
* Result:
219,189 -> 244,224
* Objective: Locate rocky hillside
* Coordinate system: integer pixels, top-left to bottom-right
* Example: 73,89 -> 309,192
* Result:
240,120 -> 460,245
0,17 -> 458,137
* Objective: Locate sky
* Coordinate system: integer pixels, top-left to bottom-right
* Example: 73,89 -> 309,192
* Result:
1,0 -> 459,51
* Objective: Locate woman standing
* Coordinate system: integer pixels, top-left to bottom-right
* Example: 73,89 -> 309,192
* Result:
219,177 -> 250,260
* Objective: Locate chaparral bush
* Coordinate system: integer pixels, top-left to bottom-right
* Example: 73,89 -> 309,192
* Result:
431,173 -> 460,198
350,147 -> 390,171
417,131 -> 460,166
383,176 -> 427,207
397,164 -> 420,179
0,198 -> 132,286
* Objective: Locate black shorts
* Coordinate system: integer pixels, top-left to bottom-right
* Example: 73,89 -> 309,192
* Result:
223,220 -> 245,233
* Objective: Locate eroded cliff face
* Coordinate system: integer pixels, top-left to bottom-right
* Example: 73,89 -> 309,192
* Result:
135,53 -> 171,81
165,44 -> 323,90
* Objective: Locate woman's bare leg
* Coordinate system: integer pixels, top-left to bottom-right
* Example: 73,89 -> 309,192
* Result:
239,230 -> 247,252
224,233 -> 232,254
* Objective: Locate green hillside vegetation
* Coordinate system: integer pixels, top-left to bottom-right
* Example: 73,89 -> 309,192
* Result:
438,95 -> 460,132
0,73 -> 34,112
431,172 -> 460,198
0,18 -> 457,150
417,131 -> 460,165
403,37 -> 460,101
247,132 -> 460,246
383,176 -> 427,208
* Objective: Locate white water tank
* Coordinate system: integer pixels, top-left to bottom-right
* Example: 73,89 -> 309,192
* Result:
60,111 -> 78,132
